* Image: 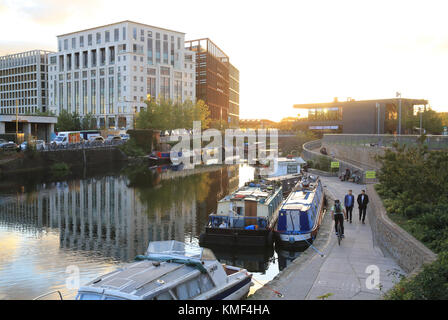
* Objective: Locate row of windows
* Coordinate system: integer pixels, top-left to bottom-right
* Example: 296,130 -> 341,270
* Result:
0,65 -> 40,77
0,81 -> 38,92
0,105 -> 40,114
0,98 -> 40,108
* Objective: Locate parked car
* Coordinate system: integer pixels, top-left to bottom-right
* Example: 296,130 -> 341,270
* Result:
0,142 -> 18,151
88,136 -> 105,143
105,135 -> 122,142
119,134 -> 130,141
20,140 -> 46,151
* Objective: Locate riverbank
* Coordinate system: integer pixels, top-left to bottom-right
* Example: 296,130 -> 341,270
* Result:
250,176 -> 404,300
0,147 -> 129,177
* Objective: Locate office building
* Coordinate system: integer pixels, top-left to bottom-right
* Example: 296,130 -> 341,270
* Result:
0,50 -> 57,141
48,21 -> 196,129
294,97 -> 429,134
229,63 -> 239,128
185,38 -> 239,128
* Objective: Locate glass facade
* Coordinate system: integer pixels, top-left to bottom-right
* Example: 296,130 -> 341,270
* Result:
91,79 -> 96,113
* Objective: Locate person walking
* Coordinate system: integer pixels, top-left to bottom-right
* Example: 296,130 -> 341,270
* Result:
357,190 -> 369,224
344,190 -> 355,223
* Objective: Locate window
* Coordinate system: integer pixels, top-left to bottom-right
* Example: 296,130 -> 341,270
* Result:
105,30 -> 110,42
147,39 -> 153,65
140,29 -> 144,41
122,27 -> 126,40
72,37 -> 76,49
132,28 -> 137,40
175,278 -> 202,300
88,34 -> 92,46
114,28 -> 119,41
64,39 -> 68,50
148,30 -> 152,38
96,32 -> 101,44
100,78 -> 105,114
80,36 -> 84,48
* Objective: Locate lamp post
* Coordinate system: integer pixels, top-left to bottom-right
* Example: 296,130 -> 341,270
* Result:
376,103 -> 380,136
396,92 -> 402,135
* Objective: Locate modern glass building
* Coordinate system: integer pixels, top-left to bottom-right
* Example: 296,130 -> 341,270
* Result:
185,38 -> 239,128
294,98 -> 429,134
229,63 -> 240,128
48,21 -> 196,129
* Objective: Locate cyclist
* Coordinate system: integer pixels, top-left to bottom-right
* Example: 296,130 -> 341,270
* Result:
331,199 -> 347,238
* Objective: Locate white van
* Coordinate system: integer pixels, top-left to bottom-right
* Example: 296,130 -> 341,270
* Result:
52,131 -> 81,146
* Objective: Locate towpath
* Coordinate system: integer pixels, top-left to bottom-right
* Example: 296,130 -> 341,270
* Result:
251,176 -> 404,300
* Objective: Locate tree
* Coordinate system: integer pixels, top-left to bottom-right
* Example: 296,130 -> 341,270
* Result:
412,108 -> 443,134
56,110 -> 81,132
81,113 -> 97,130
136,98 -> 211,131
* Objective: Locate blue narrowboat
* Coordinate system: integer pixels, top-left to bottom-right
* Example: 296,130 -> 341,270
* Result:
274,177 -> 324,250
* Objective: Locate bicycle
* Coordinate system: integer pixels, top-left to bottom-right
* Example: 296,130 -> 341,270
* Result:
336,222 -> 343,246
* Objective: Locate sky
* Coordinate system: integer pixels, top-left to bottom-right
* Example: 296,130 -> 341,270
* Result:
0,0 -> 447,121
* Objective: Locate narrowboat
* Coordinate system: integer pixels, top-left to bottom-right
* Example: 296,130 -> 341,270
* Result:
199,181 -> 283,249
274,175 -> 325,250
75,241 -> 252,300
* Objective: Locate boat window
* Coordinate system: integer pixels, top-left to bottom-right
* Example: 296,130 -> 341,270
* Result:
198,273 -> 215,292
154,291 -> 173,300
77,293 -> 102,300
175,278 -> 201,299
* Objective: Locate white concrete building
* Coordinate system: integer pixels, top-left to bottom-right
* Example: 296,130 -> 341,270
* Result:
0,50 -> 57,141
48,20 -> 196,129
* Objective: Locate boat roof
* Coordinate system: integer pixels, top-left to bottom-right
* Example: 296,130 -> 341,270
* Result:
78,241 -> 217,299
281,190 -> 316,211
280,179 -> 321,211
79,260 -> 202,299
277,157 -> 307,164
219,182 -> 281,204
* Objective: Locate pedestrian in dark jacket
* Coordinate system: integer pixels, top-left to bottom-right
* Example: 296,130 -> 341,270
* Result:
357,190 -> 369,224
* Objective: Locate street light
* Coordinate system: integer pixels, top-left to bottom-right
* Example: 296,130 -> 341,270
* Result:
396,92 -> 402,135
376,103 -> 380,136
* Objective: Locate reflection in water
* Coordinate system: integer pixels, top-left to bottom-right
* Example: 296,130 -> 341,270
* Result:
0,164 -> 272,300
276,249 -> 305,271
208,246 -> 275,274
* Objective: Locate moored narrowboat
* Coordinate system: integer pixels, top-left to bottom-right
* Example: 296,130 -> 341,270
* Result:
274,176 -> 325,250
200,181 -> 283,249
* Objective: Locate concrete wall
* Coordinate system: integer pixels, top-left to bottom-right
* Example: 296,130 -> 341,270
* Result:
320,142 -> 383,170
366,184 -> 437,274
302,140 -> 371,183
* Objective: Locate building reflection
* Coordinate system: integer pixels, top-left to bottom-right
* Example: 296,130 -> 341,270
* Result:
0,165 -> 241,262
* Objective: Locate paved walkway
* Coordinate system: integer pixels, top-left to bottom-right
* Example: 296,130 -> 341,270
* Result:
251,176 -> 405,300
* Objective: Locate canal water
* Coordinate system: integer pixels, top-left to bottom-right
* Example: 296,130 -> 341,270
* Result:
0,163 -> 303,300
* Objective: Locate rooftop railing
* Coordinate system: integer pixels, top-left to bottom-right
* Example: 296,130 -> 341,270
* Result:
322,134 -> 448,150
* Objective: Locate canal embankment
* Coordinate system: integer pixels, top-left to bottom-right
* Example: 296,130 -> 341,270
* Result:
0,147 -> 128,177
251,176 -> 404,300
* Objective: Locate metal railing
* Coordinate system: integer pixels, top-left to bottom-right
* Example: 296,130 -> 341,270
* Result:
322,134 -> 448,150
207,214 -> 269,230
39,140 -> 126,152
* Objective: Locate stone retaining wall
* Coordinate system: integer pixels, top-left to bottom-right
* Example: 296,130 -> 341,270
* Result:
366,184 -> 437,274
302,140 -> 372,183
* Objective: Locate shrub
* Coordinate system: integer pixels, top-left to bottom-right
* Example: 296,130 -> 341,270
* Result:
385,252 -> 448,300
118,139 -> 145,157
